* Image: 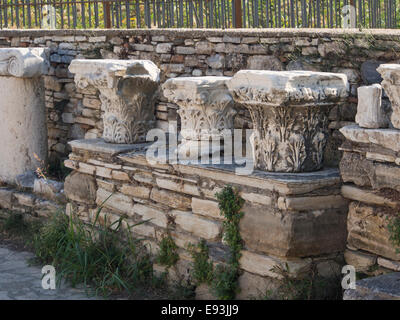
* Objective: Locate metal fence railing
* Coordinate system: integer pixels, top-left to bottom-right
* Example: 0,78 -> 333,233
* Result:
0,0 -> 399,30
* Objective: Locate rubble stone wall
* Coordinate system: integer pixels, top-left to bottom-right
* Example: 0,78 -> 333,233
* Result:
1,29 -> 400,167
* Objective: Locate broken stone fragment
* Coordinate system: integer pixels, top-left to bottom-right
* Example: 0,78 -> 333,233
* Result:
355,84 -> 387,129
227,70 -> 349,172
377,64 -> 400,129
69,59 -> 160,144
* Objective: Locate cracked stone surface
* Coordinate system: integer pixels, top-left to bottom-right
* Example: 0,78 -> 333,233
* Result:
0,246 -> 99,300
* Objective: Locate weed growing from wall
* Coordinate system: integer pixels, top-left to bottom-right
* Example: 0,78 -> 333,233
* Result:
388,215 -> 400,253
213,185 -> 245,300
187,239 -> 214,285
156,233 -> 179,268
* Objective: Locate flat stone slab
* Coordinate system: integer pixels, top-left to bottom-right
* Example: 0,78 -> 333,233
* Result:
343,272 -> 400,300
69,139 -> 151,156
118,148 -> 340,195
0,246 -> 99,300
340,125 -> 400,153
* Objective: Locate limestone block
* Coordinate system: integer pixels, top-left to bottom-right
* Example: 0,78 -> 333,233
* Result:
171,210 -> 221,240
162,76 -> 236,159
239,250 -> 312,279
0,188 -> 13,209
341,185 -> 398,209
239,202 -> 347,258
347,202 -> 400,261
191,198 -> 221,220
150,188 -> 191,210
132,204 -> 167,228
227,70 -> 348,172
69,59 -> 160,144
64,172 -> 97,204
340,151 -> 400,191
340,125 -> 400,153
96,188 -> 133,214
377,257 -> 400,271
344,249 -> 377,272
33,178 -> 64,201
377,64 -> 400,129
355,84 -> 387,129
236,271 -> 280,299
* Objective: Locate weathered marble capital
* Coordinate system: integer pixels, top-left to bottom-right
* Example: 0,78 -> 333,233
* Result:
0,48 -> 48,78
69,59 -> 160,144
228,70 -> 348,172
162,76 -> 236,159
377,64 -> 400,129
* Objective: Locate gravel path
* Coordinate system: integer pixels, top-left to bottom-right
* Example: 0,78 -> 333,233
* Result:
0,246 -> 99,300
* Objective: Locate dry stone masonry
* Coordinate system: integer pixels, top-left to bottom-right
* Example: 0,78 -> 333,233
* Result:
228,70 -> 348,172
69,59 -> 160,144
64,139 -> 347,299
340,63 -> 400,278
0,48 -> 48,184
162,76 -> 235,159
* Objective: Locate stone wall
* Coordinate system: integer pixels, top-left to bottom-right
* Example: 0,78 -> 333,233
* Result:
62,138 -> 348,298
1,29 -> 400,168
340,63 -> 400,276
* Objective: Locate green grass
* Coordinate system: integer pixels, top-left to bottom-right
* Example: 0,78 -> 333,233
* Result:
32,207 -> 154,297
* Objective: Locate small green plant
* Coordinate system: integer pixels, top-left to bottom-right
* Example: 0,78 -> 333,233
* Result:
212,185 -> 245,300
188,240 -> 214,285
388,214 -> 400,253
156,233 -> 179,268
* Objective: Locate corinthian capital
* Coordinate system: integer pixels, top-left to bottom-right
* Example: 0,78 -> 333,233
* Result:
0,48 -> 48,78
69,59 -> 160,144
228,70 -> 349,172
163,76 -> 236,141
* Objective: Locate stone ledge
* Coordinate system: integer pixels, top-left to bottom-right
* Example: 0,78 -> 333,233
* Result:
69,139 -> 150,156
340,125 -> 400,153
2,28 -> 400,40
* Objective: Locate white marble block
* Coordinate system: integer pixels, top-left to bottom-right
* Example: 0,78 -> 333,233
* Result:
377,64 -> 400,129
69,59 -> 160,144
355,84 -> 386,129
0,48 -> 48,184
162,76 -> 236,159
228,70 -> 348,172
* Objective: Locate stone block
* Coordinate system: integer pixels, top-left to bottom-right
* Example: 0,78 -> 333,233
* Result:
191,198 -> 221,220
150,188 -> 191,210
172,210 -> 221,240
240,203 -> 347,257
355,84 -> 387,129
64,172 -> 97,204
133,204 -> 167,228
347,202 -> 400,261
344,249 -> 377,272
